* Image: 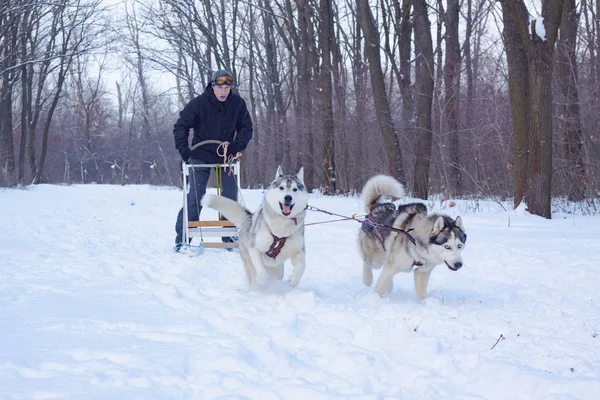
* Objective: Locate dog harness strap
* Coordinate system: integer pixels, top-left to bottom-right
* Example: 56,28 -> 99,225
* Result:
266,234 -> 287,259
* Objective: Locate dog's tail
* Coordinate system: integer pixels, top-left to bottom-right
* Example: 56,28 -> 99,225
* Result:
201,194 -> 252,227
361,175 -> 406,213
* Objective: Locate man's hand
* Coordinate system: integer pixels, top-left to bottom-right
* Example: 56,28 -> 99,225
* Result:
179,147 -> 191,162
225,142 -> 239,155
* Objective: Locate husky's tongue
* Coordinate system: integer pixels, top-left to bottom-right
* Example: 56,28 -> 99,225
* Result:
280,203 -> 293,216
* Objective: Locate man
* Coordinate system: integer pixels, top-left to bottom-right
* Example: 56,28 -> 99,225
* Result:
173,69 -> 253,251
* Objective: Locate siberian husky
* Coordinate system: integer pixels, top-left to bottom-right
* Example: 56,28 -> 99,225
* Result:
358,175 -> 467,300
202,166 -> 308,287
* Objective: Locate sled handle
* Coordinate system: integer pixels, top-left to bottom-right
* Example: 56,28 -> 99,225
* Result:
190,139 -> 224,151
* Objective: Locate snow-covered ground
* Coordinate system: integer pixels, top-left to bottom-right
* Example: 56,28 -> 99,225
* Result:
1,184 -> 599,399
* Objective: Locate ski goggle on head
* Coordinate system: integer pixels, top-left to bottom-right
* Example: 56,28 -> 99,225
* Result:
213,75 -> 233,86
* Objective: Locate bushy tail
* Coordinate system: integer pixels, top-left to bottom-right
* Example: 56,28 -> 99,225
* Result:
201,194 -> 252,227
361,175 -> 405,213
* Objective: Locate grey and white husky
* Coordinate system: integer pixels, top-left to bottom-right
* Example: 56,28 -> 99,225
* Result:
202,166 -> 308,287
358,175 -> 467,300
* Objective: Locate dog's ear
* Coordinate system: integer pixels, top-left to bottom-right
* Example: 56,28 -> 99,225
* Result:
454,216 -> 464,232
296,167 -> 304,183
432,216 -> 445,235
276,165 -> 283,179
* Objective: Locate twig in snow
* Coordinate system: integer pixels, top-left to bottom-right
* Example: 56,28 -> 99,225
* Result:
490,334 -> 505,350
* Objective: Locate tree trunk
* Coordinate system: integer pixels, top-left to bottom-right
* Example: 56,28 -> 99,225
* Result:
297,0 -> 316,191
0,5 -> 19,185
318,0 -> 336,194
18,8 -> 32,184
556,0 -> 585,201
412,0 -> 434,199
464,0 -> 474,132
500,0 -> 565,218
352,8 -> 369,187
500,0 -> 531,207
34,66 -> 68,184
331,5 -> 348,192
527,39 -> 554,217
0,74 -> 16,184
356,0 -> 406,184
397,0 -> 414,136
125,2 -> 151,136
444,0 -> 462,195
247,6 -> 260,186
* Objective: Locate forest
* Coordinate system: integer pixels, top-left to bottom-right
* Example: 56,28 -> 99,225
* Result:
1,0 -> 598,217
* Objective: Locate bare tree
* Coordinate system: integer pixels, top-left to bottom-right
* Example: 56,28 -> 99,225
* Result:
356,0 -> 406,184
346,0 -> 370,187
318,0 -> 337,194
500,0 -> 565,218
296,0 -> 317,191
412,0 -> 434,199
259,0 -> 289,170
244,5 -> 261,186
330,3 -> 351,192
397,0 -> 415,136
1,0 -> 105,185
555,0 -> 585,201
123,0 -> 151,136
0,0 -> 22,184
70,48 -> 109,183
17,3 -> 34,184
443,0 -> 462,195
379,0 -> 414,181
34,0 -> 104,184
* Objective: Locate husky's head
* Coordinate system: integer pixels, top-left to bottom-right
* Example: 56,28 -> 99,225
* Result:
265,166 -> 308,218
429,216 -> 466,271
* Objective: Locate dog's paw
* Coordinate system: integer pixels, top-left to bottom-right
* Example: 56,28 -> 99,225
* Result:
288,274 -> 301,287
255,271 -> 268,285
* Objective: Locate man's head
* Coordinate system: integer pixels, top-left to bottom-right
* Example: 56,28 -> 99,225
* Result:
211,69 -> 233,102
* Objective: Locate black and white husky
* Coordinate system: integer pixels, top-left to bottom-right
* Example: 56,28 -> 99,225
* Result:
358,175 -> 467,300
202,166 -> 308,287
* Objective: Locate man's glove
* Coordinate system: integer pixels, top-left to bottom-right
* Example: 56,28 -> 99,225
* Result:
226,143 -> 239,155
179,147 -> 191,162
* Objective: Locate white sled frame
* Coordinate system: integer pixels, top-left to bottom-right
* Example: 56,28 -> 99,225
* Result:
182,161 -> 241,249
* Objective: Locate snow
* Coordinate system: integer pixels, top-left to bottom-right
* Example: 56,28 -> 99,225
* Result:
1,184 -> 599,399
529,16 -> 547,41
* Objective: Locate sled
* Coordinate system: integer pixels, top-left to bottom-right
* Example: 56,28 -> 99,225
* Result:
182,161 -> 241,250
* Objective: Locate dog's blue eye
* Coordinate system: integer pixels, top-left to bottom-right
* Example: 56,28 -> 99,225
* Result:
444,245 -> 451,250
458,244 -> 463,249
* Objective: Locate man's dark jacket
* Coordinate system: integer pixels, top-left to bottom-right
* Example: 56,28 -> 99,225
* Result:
173,84 -> 253,164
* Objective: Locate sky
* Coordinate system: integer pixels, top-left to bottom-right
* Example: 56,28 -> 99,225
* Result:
1,183 -> 599,399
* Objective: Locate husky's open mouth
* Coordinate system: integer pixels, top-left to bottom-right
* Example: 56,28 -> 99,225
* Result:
279,202 -> 294,216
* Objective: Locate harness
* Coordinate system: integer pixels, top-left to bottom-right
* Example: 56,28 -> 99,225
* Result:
364,203 -> 398,247
266,235 -> 287,259
265,217 -> 298,259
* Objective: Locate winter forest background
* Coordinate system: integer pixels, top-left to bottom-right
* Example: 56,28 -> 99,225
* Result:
1,0 -> 599,218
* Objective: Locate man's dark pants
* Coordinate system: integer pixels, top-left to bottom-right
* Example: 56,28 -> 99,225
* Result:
175,157 -> 238,244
